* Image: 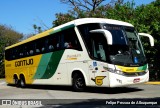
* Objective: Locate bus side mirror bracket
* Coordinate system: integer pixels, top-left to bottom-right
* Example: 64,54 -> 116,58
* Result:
90,29 -> 113,45
138,33 -> 154,47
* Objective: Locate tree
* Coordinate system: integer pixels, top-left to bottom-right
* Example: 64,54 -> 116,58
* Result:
135,0 -> 160,80
0,25 -> 23,78
53,0 -> 124,26
33,24 -> 42,34
53,0 -> 110,26
60,0 -> 106,11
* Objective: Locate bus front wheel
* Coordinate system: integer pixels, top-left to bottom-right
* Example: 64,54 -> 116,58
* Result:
72,73 -> 85,92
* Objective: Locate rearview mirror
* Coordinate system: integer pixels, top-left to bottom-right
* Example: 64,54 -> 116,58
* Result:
138,33 -> 154,46
90,29 -> 112,45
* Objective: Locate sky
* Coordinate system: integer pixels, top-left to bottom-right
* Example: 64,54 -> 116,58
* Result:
0,0 -> 155,35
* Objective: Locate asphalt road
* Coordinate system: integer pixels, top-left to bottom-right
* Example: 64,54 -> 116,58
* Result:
0,79 -> 160,108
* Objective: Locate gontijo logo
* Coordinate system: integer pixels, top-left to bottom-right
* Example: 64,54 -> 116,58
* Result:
92,76 -> 106,86
15,58 -> 33,67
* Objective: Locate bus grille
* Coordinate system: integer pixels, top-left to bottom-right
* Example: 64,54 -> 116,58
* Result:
123,71 -> 147,77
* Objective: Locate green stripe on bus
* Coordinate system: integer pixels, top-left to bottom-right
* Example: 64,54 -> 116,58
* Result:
49,29 -> 61,35
137,64 -> 147,71
41,50 -> 65,79
33,53 -> 52,79
61,24 -> 75,31
49,24 -> 75,35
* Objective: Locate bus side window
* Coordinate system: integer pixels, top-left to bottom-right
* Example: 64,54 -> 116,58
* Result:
35,39 -> 45,54
49,45 -> 54,50
5,49 -> 11,60
44,38 -> 52,52
30,50 -> 34,55
29,42 -> 35,56
62,28 -> 82,50
19,46 -> 24,58
36,49 -> 40,53
41,47 -> 45,52
45,38 -> 51,52
40,38 -> 46,53
14,49 -> 18,59
45,33 -> 61,52
12,49 -> 16,59
55,33 -> 62,50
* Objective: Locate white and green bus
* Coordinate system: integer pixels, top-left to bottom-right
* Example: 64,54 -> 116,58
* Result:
5,18 -> 154,91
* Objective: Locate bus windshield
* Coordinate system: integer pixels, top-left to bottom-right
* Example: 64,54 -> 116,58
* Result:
103,24 -> 146,66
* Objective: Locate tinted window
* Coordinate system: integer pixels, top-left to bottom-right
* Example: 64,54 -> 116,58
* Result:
103,24 -> 127,45
77,23 -> 101,56
61,28 -> 82,51
5,27 -> 82,61
90,33 -> 109,61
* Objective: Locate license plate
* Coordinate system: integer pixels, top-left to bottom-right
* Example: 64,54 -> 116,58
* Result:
133,78 -> 140,83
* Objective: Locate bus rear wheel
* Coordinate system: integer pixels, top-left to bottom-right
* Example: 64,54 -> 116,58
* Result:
72,73 -> 85,92
13,76 -> 19,86
19,75 -> 26,88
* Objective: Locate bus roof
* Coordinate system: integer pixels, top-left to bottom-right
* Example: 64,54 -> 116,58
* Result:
74,18 -> 133,27
5,18 -> 133,50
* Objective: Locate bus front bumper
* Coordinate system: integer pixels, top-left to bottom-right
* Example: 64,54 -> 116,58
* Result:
109,71 -> 149,87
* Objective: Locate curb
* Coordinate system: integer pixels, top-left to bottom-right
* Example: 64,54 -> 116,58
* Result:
145,82 -> 160,85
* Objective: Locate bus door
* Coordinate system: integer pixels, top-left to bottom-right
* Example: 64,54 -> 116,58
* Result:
88,33 -> 109,86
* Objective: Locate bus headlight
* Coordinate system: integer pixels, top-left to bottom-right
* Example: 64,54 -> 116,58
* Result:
116,70 -> 123,75
106,68 -> 123,75
106,68 -> 115,73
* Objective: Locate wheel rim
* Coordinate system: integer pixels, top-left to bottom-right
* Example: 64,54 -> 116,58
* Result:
14,78 -> 18,85
75,77 -> 84,89
20,79 -> 25,87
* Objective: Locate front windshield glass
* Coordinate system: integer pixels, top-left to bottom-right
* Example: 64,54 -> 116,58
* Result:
103,24 -> 146,66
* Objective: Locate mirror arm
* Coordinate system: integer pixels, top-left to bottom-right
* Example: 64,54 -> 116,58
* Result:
90,29 -> 112,45
138,33 -> 154,46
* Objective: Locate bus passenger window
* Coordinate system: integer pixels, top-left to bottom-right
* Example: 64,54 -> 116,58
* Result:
64,42 -> 72,48
20,53 -> 23,56
57,43 -> 59,48
41,47 -> 45,52
11,49 -> 16,59
62,28 -> 82,50
30,50 -> 34,55
36,49 -> 40,53
45,37 -> 54,52
49,45 -> 54,50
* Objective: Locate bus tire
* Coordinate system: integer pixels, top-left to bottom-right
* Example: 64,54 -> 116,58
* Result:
13,75 -> 19,86
72,73 -> 85,92
19,75 -> 26,88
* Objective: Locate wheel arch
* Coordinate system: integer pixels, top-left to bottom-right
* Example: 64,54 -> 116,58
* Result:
71,69 -> 89,86
13,73 -> 19,80
19,73 -> 26,83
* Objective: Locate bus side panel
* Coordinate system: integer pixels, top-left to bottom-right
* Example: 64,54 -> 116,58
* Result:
5,68 -> 14,84
87,60 -> 110,87
5,55 -> 42,84
32,50 -> 69,85
62,49 -> 89,86
5,60 -> 17,84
